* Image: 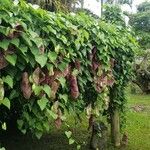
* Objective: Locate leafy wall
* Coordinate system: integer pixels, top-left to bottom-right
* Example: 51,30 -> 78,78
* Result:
0,0 -> 136,141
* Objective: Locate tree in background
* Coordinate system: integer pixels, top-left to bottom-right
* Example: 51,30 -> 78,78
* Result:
101,0 -> 133,16
130,1 -> 150,50
130,1 -> 150,94
104,0 -> 132,5
26,0 -> 84,12
102,4 -> 126,25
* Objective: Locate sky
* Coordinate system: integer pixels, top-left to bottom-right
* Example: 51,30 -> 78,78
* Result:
83,0 -> 150,16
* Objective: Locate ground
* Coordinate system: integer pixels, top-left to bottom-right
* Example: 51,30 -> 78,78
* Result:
0,93 -> 150,150
125,93 -> 150,150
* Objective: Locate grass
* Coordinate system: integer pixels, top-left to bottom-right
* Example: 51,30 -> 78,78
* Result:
1,93 -> 150,150
125,93 -> 150,150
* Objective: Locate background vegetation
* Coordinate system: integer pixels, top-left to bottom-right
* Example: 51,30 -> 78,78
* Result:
0,0 -> 150,150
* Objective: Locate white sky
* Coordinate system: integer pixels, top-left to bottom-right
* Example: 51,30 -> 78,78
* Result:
84,0 -> 150,16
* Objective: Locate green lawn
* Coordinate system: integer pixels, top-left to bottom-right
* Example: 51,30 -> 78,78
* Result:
1,93 -> 150,150
125,93 -> 150,150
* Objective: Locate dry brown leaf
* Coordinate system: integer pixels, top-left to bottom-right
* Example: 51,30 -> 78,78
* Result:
0,54 -> 8,69
54,117 -> 62,129
51,81 -> 60,99
69,74 -> 79,99
21,72 -> 32,99
88,114 -> 94,131
32,67 -> 40,85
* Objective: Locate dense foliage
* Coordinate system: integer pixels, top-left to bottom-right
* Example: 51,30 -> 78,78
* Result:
102,4 -> 126,26
0,0 -> 136,143
101,5 -> 132,134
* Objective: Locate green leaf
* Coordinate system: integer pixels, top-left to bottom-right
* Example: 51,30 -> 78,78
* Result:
2,122 -> 6,130
9,90 -> 19,99
48,51 -> 57,63
0,39 -> 10,50
72,69 -> 79,76
59,94 -> 68,103
3,75 -> 13,88
32,84 -> 42,96
28,54 -> 36,67
37,97 -> 48,111
57,77 -> 66,88
17,119 -> 24,129
21,129 -> 26,134
47,25 -> 56,34
43,122 -> 50,132
77,145 -> 81,150
23,112 -> 30,121
5,54 -> 17,66
46,109 -> 58,119
30,45 -> 39,56
58,62 -> 68,71
29,30 -> 39,38
43,84 -> 51,98
55,44 -> 60,53
32,37 -> 43,48
35,54 -> 47,68
83,30 -> 89,40
11,38 -> 20,47
46,63 -> 54,76
75,40 -> 80,50
35,122 -> 43,131
17,62 -> 26,71
0,26 -> 10,35
35,131 -> 42,139
2,97 -> 10,109
19,44 -> 28,55
65,131 -> 72,139
69,138 -> 75,145
98,133 -> 102,137
21,32 -> 32,47
60,35 -> 67,44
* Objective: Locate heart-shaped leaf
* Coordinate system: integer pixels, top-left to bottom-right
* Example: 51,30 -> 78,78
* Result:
2,97 -> 10,109
37,97 -> 48,111
35,54 -> 47,68
5,54 -> 17,66
48,51 -> 57,63
3,75 -> 13,88
43,84 -> 51,98
0,39 -> 10,50
65,131 -> 72,139
69,138 -> 75,145
11,38 -> 20,47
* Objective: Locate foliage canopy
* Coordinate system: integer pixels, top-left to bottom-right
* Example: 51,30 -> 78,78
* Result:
0,0 -> 136,141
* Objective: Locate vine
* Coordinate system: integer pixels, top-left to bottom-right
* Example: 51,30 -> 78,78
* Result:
0,0 -> 137,148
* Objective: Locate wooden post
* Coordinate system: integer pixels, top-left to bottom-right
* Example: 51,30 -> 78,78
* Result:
111,109 -> 121,147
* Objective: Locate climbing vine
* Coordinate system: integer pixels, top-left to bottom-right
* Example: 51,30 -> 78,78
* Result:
0,0 -> 137,145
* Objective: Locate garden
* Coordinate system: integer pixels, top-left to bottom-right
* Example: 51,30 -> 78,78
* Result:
0,0 -> 150,150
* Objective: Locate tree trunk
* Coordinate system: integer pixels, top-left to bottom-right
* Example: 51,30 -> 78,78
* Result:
111,109 -> 121,147
80,0 -> 84,9
101,0 -> 103,17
